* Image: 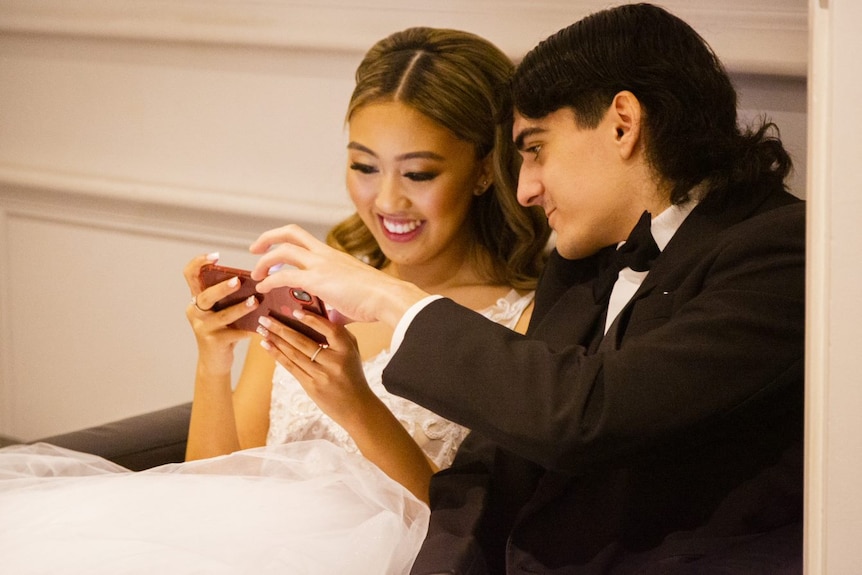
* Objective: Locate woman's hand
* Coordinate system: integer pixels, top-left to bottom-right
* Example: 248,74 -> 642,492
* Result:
258,305 -> 437,503
255,308 -> 375,427
184,253 -> 259,374
248,225 -> 430,328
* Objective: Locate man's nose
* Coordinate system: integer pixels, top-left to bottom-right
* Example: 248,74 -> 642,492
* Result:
516,169 -> 544,207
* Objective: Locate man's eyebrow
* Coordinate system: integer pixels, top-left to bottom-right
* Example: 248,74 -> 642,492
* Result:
514,127 -> 546,151
347,142 -> 445,162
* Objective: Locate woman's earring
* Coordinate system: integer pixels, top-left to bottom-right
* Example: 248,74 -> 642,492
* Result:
474,180 -> 489,196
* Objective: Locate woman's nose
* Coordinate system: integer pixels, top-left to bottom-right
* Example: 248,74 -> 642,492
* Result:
375,176 -> 410,211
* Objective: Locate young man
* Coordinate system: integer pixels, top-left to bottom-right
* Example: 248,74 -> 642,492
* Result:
250,4 -> 804,572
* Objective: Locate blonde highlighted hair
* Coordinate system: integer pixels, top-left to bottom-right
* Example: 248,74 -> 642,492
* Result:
327,27 -> 549,290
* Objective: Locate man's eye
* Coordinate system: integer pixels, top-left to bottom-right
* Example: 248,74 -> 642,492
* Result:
527,144 -> 543,159
404,171 -> 437,182
350,162 -> 377,174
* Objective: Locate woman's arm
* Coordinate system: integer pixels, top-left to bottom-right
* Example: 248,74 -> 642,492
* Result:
331,386 -> 437,503
232,337 -> 277,448
183,254 -> 275,461
257,313 -> 435,503
186,335 -> 277,461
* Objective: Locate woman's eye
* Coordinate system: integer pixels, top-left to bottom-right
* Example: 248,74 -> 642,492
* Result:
404,171 -> 438,182
350,162 -> 377,175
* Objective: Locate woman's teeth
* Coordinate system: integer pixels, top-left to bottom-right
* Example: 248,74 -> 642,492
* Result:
382,219 -> 422,234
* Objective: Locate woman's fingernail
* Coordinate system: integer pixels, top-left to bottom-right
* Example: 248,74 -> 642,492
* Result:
260,339 -> 272,351
256,326 -> 269,338
228,277 -> 239,287
292,309 -> 306,320
246,295 -> 256,307
206,252 -> 220,261
258,316 -> 272,328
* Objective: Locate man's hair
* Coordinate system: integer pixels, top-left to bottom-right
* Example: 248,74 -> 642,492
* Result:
329,27 -> 549,290
510,3 -> 792,206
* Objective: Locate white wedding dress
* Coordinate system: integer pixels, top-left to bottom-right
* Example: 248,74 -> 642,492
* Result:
0,290 -> 533,575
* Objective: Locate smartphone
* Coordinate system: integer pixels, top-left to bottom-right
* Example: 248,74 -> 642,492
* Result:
198,263 -> 328,344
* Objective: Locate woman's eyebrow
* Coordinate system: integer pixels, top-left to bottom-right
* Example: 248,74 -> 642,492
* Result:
347,142 -> 377,156
396,151 -> 445,161
347,142 -> 445,162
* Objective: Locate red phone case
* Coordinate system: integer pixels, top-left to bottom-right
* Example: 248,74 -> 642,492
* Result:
198,263 -> 328,344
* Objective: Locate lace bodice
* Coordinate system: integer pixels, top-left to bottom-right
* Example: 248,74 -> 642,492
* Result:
266,290 -> 534,470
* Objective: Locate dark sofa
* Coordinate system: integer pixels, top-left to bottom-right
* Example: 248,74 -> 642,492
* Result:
36,403 -> 193,471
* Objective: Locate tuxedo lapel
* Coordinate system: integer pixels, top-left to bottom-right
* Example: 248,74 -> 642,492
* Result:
605,192 -> 784,349
530,186 -> 796,353
529,249 -> 609,352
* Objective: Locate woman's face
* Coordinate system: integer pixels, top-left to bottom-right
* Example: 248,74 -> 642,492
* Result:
346,101 -> 488,270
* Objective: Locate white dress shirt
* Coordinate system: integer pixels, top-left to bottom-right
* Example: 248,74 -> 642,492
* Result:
604,201 -> 696,333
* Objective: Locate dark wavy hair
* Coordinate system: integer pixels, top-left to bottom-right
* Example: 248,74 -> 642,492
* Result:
510,3 -> 792,207
327,27 -> 549,290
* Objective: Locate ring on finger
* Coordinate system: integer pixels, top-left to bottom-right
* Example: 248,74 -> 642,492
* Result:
309,343 -> 329,363
191,295 -> 207,312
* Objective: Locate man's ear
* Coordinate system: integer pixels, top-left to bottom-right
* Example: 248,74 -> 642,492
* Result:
610,91 -> 643,160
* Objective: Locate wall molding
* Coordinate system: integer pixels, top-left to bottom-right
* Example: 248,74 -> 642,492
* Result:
0,164 -> 349,247
0,0 -> 808,77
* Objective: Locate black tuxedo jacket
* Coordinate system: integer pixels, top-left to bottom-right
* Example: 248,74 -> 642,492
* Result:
384,186 -> 805,574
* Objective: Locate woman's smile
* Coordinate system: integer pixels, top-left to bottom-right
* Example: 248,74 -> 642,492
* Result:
346,101 -> 485,269
379,216 -> 426,242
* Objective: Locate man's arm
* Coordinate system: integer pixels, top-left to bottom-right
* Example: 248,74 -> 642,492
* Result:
384,204 -> 805,471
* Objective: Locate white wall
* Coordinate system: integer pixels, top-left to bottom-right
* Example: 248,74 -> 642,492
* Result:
806,0 -> 862,572
0,1 -> 808,441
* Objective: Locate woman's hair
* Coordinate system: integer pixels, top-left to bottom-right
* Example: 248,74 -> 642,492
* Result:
327,27 -> 549,290
510,3 -> 792,207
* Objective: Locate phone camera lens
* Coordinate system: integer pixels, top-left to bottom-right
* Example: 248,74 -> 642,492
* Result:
291,289 -> 312,302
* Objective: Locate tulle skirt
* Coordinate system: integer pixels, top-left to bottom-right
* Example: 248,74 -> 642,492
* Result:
0,441 -> 429,574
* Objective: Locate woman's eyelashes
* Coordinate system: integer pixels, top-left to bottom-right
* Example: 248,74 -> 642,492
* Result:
349,162 -> 439,182
403,171 -> 438,182
350,162 -> 378,175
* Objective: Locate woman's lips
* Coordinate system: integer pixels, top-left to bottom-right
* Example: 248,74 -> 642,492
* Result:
379,216 -> 425,242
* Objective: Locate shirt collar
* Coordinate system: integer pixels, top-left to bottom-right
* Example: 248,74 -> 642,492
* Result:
651,199 -> 697,252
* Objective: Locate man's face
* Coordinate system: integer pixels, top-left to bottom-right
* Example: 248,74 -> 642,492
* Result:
513,107 -> 644,260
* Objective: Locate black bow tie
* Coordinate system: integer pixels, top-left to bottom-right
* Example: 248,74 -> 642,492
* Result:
592,211 -> 660,303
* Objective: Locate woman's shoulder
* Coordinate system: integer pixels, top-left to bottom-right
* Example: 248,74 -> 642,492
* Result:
475,289 -> 535,331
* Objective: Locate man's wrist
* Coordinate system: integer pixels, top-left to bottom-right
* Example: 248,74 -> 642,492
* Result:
390,295 -> 445,354
375,280 -> 432,328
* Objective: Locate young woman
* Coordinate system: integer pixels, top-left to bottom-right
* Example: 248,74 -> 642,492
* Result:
183,27 -> 548,505
0,27 -> 548,574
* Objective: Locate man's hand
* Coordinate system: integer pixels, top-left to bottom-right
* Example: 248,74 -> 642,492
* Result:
249,224 -> 429,328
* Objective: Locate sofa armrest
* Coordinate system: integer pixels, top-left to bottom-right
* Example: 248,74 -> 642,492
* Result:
37,403 -> 192,471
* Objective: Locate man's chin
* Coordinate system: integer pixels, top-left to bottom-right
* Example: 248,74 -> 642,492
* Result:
555,240 -> 598,261
554,243 -> 578,260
